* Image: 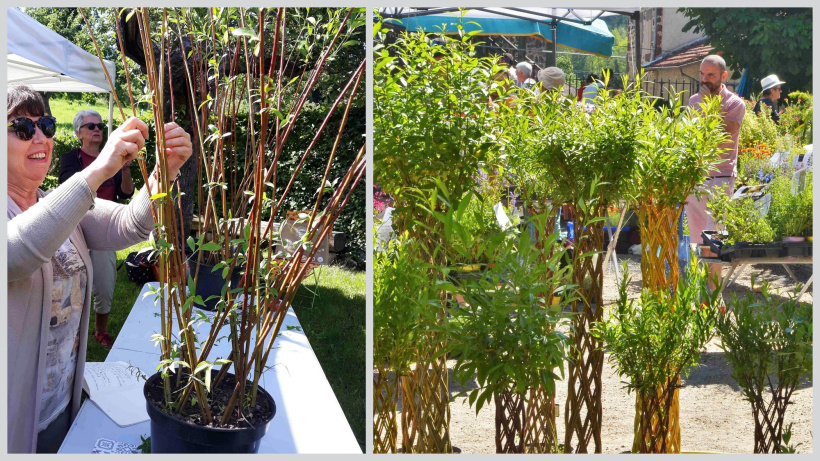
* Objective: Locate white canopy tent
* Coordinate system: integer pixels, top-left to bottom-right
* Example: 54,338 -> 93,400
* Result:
7,7 -> 118,132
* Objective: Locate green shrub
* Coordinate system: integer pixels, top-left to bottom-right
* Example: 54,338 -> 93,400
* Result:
374,22 -> 503,233
717,283 -> 812,453
594,259 -> 719,452
739,99 -> 779,151
707,184 -> 775,244
780,91 -> 812,145
766,171 -> 812,238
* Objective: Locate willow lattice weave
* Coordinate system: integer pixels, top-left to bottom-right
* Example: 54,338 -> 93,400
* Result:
525,386 -> 558,453
631,203 -> 684,453
401,328 -> 452,453
753,389 -> 791,453
564,214 -> 605,453
523,204 -> 560,454
373,364 -> 398,453
495,389 -> 526,453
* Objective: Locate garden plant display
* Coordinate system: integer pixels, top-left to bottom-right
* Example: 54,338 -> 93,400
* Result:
84,7 -> 365,452
517,76 -> 644,454
373,235 -> 440,453
624,91 -> 726,453
373,18 -> 508,453
716,283 -> 812,453
444,219 -> 574,453
594,260 -> 720,453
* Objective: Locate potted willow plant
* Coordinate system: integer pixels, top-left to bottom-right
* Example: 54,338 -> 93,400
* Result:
87,7 -> 365,452
594,259 -> 720,453
717,282 -> 812,453
443,215 -> 574,453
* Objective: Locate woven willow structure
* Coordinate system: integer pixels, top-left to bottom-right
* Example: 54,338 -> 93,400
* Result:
631,203 -> 685,453
524,387 -> 558,453
564,205 -> 606,453
373,365 -> 398,453
402,331 -> 452,453
495,389 -> 527,453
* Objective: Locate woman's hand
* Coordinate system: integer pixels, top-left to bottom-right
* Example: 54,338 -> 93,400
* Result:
162,122 -> 192,178
82,117 -> 148,192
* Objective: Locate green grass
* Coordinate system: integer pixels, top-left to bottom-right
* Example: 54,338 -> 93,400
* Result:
292,266 -> 366,452
47,97 -> 125,134
87,242 -> 365,453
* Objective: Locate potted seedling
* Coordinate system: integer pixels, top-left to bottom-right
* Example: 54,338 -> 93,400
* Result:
88,7 -> 366,452
717,282 -> 812,453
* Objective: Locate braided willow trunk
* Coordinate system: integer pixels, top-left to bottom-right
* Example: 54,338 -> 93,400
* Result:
636,377 -> 680,453
564,205 -> 605,453
524,386 -> 558,453
632,203 -> 684,453
389,210 -> 451,453
373,364 -> 398,453
404,328 -> 452,453
495,388 -> 526,453
520,200 -> 561,454
751,387 -> 792,453
638,203 -> 683,292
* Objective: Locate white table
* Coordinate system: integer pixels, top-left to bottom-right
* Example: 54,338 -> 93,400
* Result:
59,283 -> 361,453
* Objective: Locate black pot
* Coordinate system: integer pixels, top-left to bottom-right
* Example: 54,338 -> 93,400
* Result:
185,259 -> 244,311
144,372 -> 276,453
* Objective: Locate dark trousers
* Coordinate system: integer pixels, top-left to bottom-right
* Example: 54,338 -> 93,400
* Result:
36,407 -> 71,453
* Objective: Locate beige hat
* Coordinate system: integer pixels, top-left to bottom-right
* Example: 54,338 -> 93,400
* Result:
538,67 -> 566,91
760,74 -> 786,92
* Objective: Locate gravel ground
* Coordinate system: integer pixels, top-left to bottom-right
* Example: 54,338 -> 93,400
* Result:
386,254 -> 814,454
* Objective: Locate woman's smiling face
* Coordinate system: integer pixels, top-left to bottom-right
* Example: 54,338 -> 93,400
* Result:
7,113 -> 54,193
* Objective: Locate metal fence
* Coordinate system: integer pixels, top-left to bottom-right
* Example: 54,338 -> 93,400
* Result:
565,73 -> 737,105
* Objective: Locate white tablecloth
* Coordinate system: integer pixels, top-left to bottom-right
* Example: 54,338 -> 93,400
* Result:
59,283 -> 361,453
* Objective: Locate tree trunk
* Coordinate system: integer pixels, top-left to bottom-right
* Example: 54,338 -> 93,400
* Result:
40,91 -> 53,118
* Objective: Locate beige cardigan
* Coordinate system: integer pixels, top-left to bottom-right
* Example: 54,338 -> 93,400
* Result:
7,173 -> 153,453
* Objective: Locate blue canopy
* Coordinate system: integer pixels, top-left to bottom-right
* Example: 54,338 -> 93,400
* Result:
385,9 -> 616,57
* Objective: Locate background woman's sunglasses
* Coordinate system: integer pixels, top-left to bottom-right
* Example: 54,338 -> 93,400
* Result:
7,116 -> 57,140
81,122 -> 106,131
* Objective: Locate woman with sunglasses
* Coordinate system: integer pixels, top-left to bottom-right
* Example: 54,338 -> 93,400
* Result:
58,109 -> 135,351
7,85 -> 192,453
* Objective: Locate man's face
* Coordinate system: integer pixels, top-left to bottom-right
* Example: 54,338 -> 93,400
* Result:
699,61 -> 727,95
770,86 -> 782,100
517,69 -> 527,83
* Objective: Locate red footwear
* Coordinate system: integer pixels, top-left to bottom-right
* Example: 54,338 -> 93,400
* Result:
94,332 -> 114,350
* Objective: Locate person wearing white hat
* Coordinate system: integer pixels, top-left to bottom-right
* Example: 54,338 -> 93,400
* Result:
753,74 -> 786,123
537,66 -> 566,93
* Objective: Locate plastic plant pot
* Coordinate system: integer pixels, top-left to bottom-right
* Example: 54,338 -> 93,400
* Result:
144,372 -> 276,453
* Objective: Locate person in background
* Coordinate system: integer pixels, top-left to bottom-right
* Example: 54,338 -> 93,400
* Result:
581,73 -> 603,104
58,109 -> 134,350
753,74 -> 786,123
537,66 -> 566,93
686,54 -> 745,287
513,61 -> 535,90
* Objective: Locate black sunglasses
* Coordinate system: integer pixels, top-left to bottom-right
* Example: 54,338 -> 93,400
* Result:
7,116 -> 57,140
81,122 -> 106,131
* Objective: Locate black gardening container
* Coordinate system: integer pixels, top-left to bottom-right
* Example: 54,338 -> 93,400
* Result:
185,258 -> 244,311
144,372 -> 276,453
721,242 -> 781,260
781,241 -> 812,257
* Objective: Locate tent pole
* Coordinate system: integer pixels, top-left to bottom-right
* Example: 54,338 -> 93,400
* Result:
550,21 -> 557,67
633,10 -> 641,78
108,93 -> 115,131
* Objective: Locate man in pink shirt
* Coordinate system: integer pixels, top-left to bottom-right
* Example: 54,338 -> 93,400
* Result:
686,54 -> 745,285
